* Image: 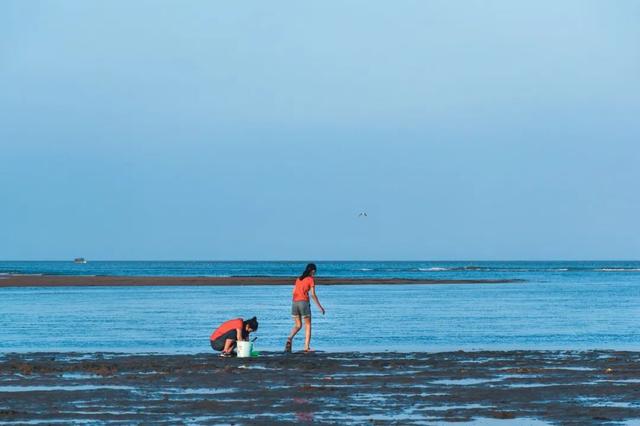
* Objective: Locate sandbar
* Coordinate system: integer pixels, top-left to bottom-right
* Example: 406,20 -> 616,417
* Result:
0,275 -> 524,287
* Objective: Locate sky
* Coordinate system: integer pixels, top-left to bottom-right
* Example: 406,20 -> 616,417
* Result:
1,1 -> 639,260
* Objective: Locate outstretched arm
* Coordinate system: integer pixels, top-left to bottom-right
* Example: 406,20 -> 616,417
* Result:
310,287 -> 325,315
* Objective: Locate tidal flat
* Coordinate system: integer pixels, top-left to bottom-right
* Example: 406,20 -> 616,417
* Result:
1,350 -> 639,424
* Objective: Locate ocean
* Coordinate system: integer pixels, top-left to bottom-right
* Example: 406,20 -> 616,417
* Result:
1,261 -> 638,353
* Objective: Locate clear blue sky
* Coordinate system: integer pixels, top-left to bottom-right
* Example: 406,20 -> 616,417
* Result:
1,1 -> 638,260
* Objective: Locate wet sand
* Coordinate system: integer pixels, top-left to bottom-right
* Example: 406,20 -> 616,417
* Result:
1,351 -> 638,424
0,275 -> 523,287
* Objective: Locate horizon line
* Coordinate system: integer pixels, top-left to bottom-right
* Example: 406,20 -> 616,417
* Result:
1,259 -> 639,262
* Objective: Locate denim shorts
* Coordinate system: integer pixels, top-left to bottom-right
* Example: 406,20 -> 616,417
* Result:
291,301 -> 311,318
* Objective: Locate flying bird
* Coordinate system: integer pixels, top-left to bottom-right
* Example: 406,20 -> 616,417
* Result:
358,212 -> 368,217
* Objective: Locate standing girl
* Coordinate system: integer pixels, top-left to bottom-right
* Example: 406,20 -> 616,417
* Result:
285,263 -> 325,352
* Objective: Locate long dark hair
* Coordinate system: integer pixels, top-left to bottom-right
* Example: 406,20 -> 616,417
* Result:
244,316 -> 258,331
299,263 -> 317,280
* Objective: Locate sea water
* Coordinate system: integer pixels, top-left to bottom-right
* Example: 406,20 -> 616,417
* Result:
0,261 -> 638,353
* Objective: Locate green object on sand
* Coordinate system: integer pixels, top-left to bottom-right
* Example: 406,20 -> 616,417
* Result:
250,350 -> 260,357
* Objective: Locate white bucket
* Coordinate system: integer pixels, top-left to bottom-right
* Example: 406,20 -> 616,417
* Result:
236,340 -> 252,358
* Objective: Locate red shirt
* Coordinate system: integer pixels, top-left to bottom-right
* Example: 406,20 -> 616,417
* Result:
292,276 -> 315,302
210,318 -> 243,341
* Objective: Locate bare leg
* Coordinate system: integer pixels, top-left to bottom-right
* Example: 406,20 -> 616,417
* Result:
223,338 -> 235,353
288,316 -> 302,341
303,317 -> 312,351
286,316 -> 302,352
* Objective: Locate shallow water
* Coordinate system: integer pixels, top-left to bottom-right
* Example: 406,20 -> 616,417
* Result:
1,262 -> 639,352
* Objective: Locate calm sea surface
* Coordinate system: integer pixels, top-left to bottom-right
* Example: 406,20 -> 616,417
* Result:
1,261 -> 638,353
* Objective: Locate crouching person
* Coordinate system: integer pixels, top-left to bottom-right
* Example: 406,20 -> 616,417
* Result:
210,316 -> 259,357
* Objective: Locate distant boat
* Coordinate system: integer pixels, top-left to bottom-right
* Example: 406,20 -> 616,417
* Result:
73,258 -> 87,264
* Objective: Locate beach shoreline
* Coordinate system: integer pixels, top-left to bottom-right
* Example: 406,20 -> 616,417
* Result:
1,350 -> 638,424
0,275 -> 524,287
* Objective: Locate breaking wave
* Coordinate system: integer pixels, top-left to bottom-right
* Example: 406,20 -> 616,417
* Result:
596,268 -> 640,272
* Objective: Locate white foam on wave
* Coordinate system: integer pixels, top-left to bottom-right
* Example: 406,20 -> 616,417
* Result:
4,273 -> 44,276
419,267 -> 449,272
597,268 -> 640,272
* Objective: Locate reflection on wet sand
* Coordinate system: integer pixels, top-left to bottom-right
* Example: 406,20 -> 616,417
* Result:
0,350 -> 639,424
